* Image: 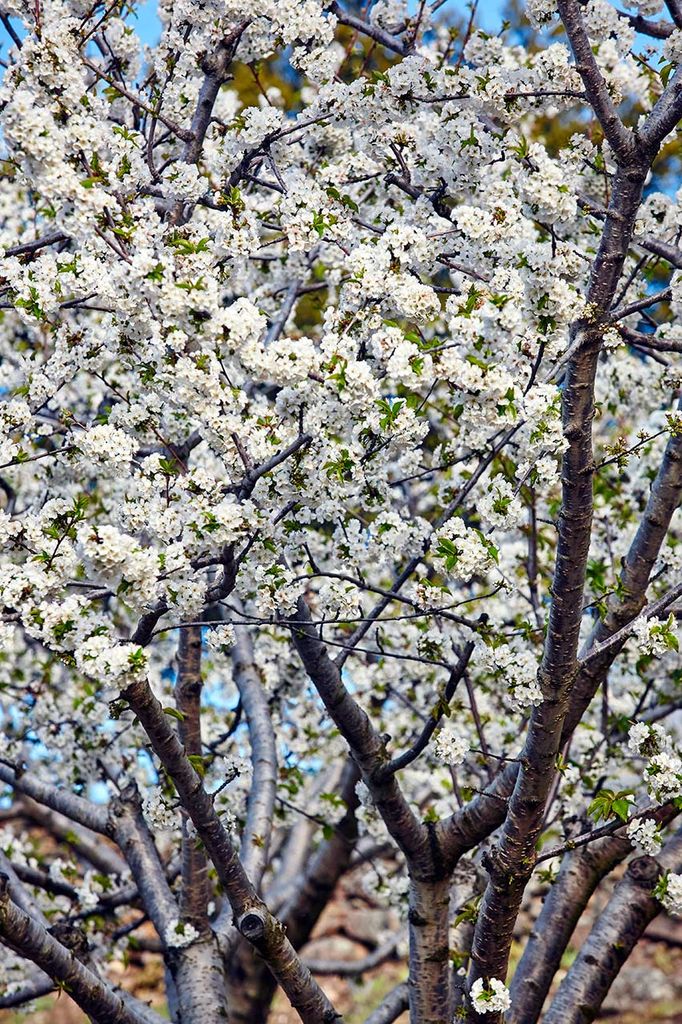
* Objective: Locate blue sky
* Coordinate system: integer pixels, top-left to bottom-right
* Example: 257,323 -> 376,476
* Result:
135,0 -> 160,44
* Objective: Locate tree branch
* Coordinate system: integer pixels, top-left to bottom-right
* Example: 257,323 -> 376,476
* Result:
509,802 -> 679,1023
362,982 -> 409,1024
0,765 -> 110,837
616,6 -> 673,38
0,850 -> 49,926
563,413 -> 682,737
0,875 -> 150,1024
287,596 -> 431,872
121,675 -> 342,1024
464,151 -> 649,1018
304,935 -> 401,975
330,1 -> 409,56
380,642 -> 475,778
110,783 -> 179,942
174,625 -> 211,932
639,67 -> 682,152
609,286 -> 671,322
543,828 -> 682,1024
226,759 -> 360,1024
440,401 -> 682,870
4,232 -> 70,257
183,22 -> 250,165
557,0 -> 635,163
231,621 -> 277,888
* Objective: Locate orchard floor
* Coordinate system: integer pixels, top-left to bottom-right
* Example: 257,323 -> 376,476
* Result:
2,936 -> 681,1024
2,879 -> 681,1023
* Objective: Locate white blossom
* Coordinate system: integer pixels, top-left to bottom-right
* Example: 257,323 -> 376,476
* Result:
470,977 -> 512,1014
659,873 -> 682,917
207,624 -> 237,652
434,725 -> 469,766
626,817 -> 661,855
165,919 -> 201,948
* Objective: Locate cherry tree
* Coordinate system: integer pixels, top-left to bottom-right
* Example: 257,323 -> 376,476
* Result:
1,0 -> 682,1021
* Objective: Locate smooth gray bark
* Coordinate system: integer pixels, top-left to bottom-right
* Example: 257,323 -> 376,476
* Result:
543,829 -> 682,1024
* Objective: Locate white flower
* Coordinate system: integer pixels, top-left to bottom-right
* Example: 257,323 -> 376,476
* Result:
77,424 -> 136,467
526,0 -> 557,27
75,636 -> 147,685
470,977 -> 512,1014
628,722 -> 653,755
165,919 -> 200,948
647,751 -> 682,801
478,477 -> 524,531
390,276 -> 440,322
475,640 -> 543,710
370,0 -> 407,31
0,510 -> 21,546
628,722 -> 668,758
433,518 -> 497,583
207,624 -> 236,652
664,28 -> 682,65
658,872 -> 682,917
602,327 -> 622,350
634,0 -> 663,15
626,817 -> 661,856
630,614 -> 680,657
162,161 -> 206,202
434,725 -> 469,766
143,792 -> 178,832
0,623 -> 17,651
77,869 -> 107,909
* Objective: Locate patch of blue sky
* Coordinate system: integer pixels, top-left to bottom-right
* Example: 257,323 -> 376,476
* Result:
134,0 -> 161,45
0,706 -> 123,807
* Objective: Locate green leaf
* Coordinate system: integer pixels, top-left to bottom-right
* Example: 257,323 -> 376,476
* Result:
163,706 -> 186,721
612,797 -> 631,822
188,754 -> 207,777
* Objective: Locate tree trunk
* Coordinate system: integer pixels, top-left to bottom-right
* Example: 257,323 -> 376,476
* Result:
408,874 -> 453,1024
171,937 -> 230,1024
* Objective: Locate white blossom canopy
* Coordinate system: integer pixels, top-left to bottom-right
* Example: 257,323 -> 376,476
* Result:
0,1 -> 682,1023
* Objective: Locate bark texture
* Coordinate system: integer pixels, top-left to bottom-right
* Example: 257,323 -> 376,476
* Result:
543,829 -> 682,1024
0,874 -> 150,1024
508,833 -> 630,1023
122,674 -> 342,1024
407,875 -> 453,1024
465,157 -> 649,1019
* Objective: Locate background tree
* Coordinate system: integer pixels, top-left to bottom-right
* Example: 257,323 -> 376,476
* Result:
0,1 -> 682,1022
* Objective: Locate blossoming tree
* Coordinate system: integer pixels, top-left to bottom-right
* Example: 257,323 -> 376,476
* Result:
1,0 -> 682,1021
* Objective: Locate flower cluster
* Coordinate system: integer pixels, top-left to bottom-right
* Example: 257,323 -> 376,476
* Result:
0,0 -> 680,1014
626,817 -> 662,856
434,725 -> 469,766
165,919 -> 201,948
656,873 -> 682,917
470,977 -> 512,1014
627,723 -> 682,803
